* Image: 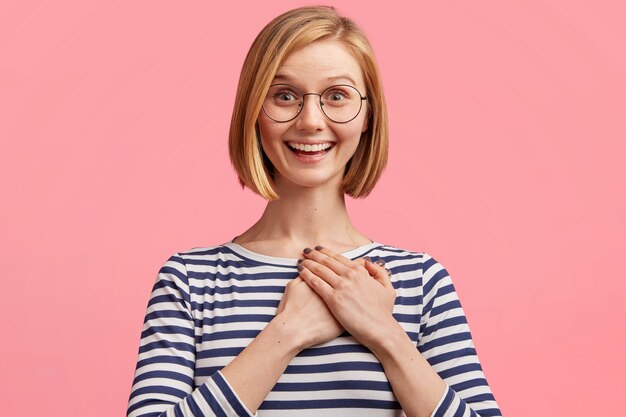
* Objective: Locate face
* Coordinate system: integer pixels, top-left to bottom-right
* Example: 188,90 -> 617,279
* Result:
257,39 -> 369,192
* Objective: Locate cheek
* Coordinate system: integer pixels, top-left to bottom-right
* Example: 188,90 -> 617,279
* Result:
338,122 -> 366,145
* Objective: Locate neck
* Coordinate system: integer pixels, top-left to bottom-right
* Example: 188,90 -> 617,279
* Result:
233,178 -> 371,257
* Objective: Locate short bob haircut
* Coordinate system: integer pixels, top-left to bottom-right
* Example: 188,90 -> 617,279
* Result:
229,5 -> 388,200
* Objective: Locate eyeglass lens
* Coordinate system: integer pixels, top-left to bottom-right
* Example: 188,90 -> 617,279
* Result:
263,84 -> 365,123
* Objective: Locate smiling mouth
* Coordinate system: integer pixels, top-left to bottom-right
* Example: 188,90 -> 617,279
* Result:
286,141 -> 335,156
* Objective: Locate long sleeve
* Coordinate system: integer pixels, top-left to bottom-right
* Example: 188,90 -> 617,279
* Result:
126,254 -> 256,417
417,253 -> 501,417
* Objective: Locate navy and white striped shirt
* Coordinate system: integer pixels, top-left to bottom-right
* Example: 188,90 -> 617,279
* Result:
127,242 -> 501,417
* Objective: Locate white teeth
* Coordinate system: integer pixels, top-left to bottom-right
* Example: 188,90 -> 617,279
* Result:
288,142 -> 333,152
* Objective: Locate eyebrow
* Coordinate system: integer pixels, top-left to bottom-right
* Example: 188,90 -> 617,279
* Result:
273,73 -> 359,86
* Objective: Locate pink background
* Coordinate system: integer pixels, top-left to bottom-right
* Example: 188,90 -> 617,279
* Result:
1,1 -> 625,416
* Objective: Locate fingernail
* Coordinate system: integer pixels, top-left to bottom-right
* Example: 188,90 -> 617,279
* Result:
297,258 -> 304,264
297,265 -> 304,271
385,268 -> 392,275
363,256 -> 372,262
375,259 -> 386,266
303,247 -> 312,254
314,245 -> 324,251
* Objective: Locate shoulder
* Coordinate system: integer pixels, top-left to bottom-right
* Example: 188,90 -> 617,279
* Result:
175,242 -> 238,258
156,243 -> 249,280
368,244 -> 445,270
169,242 -> 254,265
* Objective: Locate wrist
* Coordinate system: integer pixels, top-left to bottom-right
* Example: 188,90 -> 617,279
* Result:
366,319 -> 412,359
269,312 -> 309,354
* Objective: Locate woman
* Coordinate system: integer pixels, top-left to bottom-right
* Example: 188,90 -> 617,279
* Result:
127,6 -> 501,417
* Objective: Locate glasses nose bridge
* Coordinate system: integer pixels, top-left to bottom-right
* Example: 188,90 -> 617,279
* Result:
300,92 -> 324,111
295,91 -> 326,123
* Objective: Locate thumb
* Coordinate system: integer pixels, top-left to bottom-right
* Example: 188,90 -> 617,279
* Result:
277,277 -> 295,314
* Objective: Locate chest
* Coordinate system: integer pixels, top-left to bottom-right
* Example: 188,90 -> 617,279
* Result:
188,263 -> 423,415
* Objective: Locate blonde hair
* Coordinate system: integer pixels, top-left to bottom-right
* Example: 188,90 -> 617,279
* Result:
229,6 -> 388,200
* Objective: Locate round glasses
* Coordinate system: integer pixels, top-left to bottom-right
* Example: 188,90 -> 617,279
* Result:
262,84 -> 367,124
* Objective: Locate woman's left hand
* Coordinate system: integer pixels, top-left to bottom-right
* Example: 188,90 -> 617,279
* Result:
297,246 -> 397,349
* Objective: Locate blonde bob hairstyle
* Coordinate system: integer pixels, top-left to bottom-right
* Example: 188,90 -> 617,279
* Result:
229,6 -> 388,200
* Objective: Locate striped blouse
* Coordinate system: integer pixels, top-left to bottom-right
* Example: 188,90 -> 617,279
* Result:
127,242 -> 501,417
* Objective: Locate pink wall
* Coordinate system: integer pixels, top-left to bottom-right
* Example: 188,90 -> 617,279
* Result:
1,1 -> 624,415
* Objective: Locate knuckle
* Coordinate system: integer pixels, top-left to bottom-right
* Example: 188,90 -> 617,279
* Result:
346,268 -> 360,280
333,291 -> 347,305
320,257 -> 334,267
309,276 -> 324,289
349,265 -> 369,278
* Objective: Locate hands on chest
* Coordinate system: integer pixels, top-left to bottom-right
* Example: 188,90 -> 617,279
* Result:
276,245 -> 397,352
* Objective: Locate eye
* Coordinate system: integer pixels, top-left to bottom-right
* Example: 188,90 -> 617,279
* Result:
268,85 -> 302,107
275,91 -> 297,102
327,90 -> 347,101
322,86 -> 355,106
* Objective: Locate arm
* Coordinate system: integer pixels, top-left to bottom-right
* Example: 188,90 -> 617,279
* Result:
219,276 -> 343,412
368,321 -> 448,417
127,254 -> 256,417
412,253 -> 501,417
369,254 -> 501,417
297,248 -> 501,417
127,254 -> 342,417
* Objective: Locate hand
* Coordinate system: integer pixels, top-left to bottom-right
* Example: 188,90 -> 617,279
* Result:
297,246 -> 397,350
275,276 -> 344,350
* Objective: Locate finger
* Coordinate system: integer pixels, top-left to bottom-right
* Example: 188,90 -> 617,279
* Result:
297,264 -> 334,300
372,257 -> 387,268
277,277 -> 299,313
363,259 -> 393,288
299,258 -> 342,287
354,257 -> 386,279
353,258 -> 366,267
304,246 -> 354,275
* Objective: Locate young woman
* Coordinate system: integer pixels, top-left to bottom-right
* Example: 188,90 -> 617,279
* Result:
127,6 -> 501,417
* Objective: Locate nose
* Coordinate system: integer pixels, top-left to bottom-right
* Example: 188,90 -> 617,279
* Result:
295,93 -> 326,131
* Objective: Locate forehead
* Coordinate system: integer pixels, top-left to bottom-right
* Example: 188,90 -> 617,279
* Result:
273,39 -> 365,89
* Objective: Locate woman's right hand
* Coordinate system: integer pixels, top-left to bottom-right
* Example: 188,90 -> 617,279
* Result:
219,276 -> 344,413
275,276 -> 344,350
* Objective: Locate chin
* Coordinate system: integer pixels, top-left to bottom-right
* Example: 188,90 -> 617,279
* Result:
276,171 -> 345,191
